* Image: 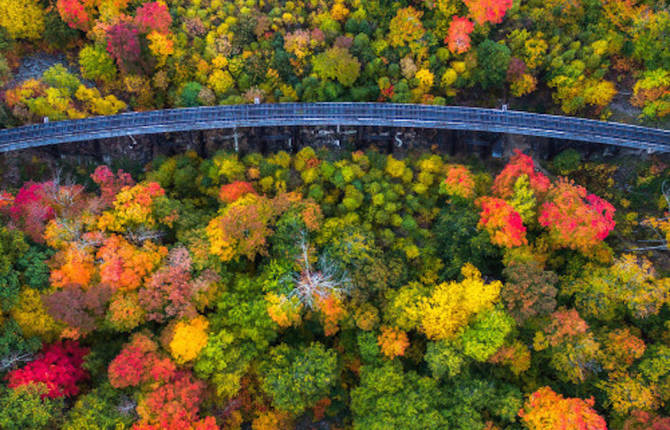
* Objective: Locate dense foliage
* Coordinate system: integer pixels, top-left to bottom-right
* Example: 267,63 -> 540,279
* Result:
1,0 -> 669,126
0,147 -> 668,429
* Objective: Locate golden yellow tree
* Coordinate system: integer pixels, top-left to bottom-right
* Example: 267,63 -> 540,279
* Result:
388,7 -> 425,48
419,264 -> 501,340
0,0 -> 45,40
167,316 -> 209,364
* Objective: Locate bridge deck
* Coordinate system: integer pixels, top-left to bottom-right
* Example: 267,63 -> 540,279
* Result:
0,103 -> 668,153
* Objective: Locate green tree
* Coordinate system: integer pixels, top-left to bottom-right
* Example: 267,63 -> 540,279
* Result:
179,82 -> 204,107
434,202 -> 502,280
260,342 -> 338,415
312,47 -> 361,87
459,307 -> 515,361
632,11 -> 670,70
350,362 -> 450,429
63,383 -> 135,430
79,45 -> 117,83
0,319 -> 41,370
0,383 -> 63,430
473,40 -> 511,90
0,227 -> 29,312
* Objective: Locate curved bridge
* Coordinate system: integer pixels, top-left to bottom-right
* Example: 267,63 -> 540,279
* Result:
0,103 -> 668,153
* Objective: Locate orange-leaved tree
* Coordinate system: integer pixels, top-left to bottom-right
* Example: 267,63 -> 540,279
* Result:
519,386 -> 607,430
446,17 -> 475,54
476,196 -> 528,248
463,0 -> 514,25
538,178 -> 616,253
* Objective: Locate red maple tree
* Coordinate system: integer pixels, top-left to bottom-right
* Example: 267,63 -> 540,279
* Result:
218,181 -> 257,204
446,17 -> 475,54
492,150 -> 551,199
6,341 -> 89,398
134,1 -> 172,34
464,0 -> 514,25
538,178 -> 615,252
477,196 -> 527,247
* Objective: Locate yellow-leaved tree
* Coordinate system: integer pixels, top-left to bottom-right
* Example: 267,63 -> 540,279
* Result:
11,288 -> 64,342
419,264 -> 501,340
0,0 -> 45,40
167,316 -> 209,364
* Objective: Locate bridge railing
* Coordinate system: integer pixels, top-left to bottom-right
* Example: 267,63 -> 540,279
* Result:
0,103 -> 668,153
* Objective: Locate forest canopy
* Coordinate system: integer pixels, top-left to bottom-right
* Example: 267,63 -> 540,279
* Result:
0,147 -> 668,429
0,0 -> 669,126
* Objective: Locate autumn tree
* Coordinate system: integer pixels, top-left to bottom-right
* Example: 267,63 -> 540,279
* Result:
440,164 -> 476,200
134,1 -> 172,34
165,315 -> 209,364
419,264 -> 501,340
135,371 -> 218,430
43,284 -> 111,336
520,386 -> 607,430
207,193 -> 317,262
108,332 -> 163,389
11,288 -> 64,343
464,0 -> 513,25
377,326 -> 410,359
388,7 -> 425,49
0,0 -> 45,40
566,254 -> 669,321
105,20 -> 143,74
446,17 -> 475,54
622,410 -> 670,430
312,47 -> 361,87
56,0 -> 102,32
97,234 -> 166,292
492,150 -> 551,199
631,69 -> 670,120
266,293 -> 303,328
7,182 -> 55,243
219,181 -> 256,204
138,247 -> 213,322
207,193 -> 277,262
533,308 -> 601,384
600,372 -> 661,415
6,341 -> 89,398
539,178 -> 616,253
49,243 -> 96,289
90,165 -> 134,208
501,261 -> 558,323
488,340 -> 531,376
110,333 -> 217,428
476,197 -> 527,248
97,181 -> 178,235
78,45 -> 118,83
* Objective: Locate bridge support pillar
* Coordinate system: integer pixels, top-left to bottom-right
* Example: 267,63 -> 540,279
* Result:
291,127 -> 300,153
197,130 -> 207,159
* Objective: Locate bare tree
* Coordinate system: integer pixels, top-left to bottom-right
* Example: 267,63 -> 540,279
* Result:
0,351 -> 34,372
288,232 -> 351,309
